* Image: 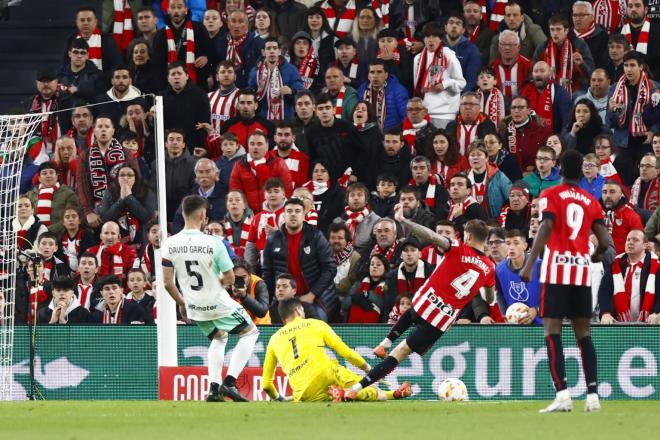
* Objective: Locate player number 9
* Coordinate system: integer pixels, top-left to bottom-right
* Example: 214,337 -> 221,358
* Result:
566,203 -> 584,240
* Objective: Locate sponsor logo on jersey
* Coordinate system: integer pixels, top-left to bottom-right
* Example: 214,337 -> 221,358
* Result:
552,254 -> 590,266
426,290 -> 455,316
508,281 -> 529,302
188,304 -> 219,312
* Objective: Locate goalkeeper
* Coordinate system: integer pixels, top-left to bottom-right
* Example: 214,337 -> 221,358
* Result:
262,298 -> 411,402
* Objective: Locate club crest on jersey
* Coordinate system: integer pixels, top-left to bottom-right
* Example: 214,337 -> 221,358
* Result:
508,281 -> 529,302
616,218 -> 623,226
274,247 -> 281,252
553,254 -> 590,266
303,246 -> 311,254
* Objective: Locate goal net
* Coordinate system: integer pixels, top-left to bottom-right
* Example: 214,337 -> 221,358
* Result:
0,112 -> 46,400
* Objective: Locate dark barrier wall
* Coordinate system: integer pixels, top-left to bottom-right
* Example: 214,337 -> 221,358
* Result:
10,325 -> 660,400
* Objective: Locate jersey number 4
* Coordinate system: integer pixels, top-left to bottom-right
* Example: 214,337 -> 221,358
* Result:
450,269 -> 479,299
185,260 -> 204,291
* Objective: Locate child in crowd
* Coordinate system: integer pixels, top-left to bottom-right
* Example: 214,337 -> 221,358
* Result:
579,153 -> 605,200
60,205 -> 96,272
216,132 -> 246,193
476,67 -> 505,128
387,294 -> 412,325
369,174 -> 398,218
75,252 -> 99,310
126,268 -> 155,323
120,131 -> 149,179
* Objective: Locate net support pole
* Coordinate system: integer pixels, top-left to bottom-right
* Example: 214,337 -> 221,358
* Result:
154,95 -> 177,367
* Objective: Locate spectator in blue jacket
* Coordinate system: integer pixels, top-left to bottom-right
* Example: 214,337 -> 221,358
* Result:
248,37 -> 305,122
443,12 -> 481,92
579,153 -> 605,200
496,229 -> 542,325
357,60 -> 408,132
215,10 -> 265,88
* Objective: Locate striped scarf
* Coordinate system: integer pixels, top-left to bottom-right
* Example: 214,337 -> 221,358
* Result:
593,0 -> 625,35
96,243 -> 125,277
600,155 -> 623,187
77,281 -> 94,310
370,241 -> 398,264
338,167 -> 353,188
612,253 -> 658,322
102,299 -> 125,324
298,45 -> 319,90
273,146 -> 305,188
477,87 -> 505,129
414,46 -> 448,97
401,115 -> 429,156
333,242 -> 354,265
421,244 -> 444,267
166,19 -> 196,82
630,176 -> 660,212
36,183 -> 60,226
573,21 -> 596,39
62,228 -> 84,271
224,215 -> 252,257
363,84 -> 387,130
255,59 -> 284,121
79,27 -> 103,69
409,175 -> 440,209
112,0 -> 134,54
87,139 -> 126,205
622,17 -> 651,55
543,37 -> 574,95
344,205 -> 371,240
334,86 -> 346,119
140,243 -> 154,277
322,0 -> 357,38
489,0 -> 508,32
611,70 -> 652,137
397,260 -> 426,295
30,95 -> 61,153
456,113 -> 487,156
226,33 -> 248,71
303,180 -> 330,197
372,0 -> 390,28
247,157 -> 269,180
448,196 -> 478,220
360,276 -> 385,297
305,209 -> 318,227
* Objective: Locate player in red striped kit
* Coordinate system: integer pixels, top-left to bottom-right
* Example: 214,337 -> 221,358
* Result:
334,203 -> 495,401
520,149 -> 610,413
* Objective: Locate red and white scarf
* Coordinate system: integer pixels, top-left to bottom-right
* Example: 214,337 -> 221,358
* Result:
468,169 -> 489,211
600,155 -> 623,187
77,281 -> 94,310
543,37 -> 574,95
370,241 -> 399,264
372,0 -> 390,28
208,87 -> 239,132
36,183 -> 60,226
166,19 -> 196,82
303,179 -> 331,197
140,242 -> 154,276
397,260 -> 426,295
79,27 -> 103,69
102,300 -> 125,324
112,0 -> 134,54
225,215 -> 252,255
593,0 -> 625,35
489,0 -> 508,32
455,113 -> 487,156
612,254 -> 658,322
448,196 -> 478,220
363,84 -> 387,130
336,56 -> 359,81
305,209 -> 319,227
414,46 -> 448,97
573,21 -> 596,39
96,243 -> 125,277
322,0 -> 357,38
30,95 -> 61,153
256,59 -> 285,120
334,242 -> 354,265
118,209 -> 140,243
401,115 -> 429,156
298,45 -> 319,90
62,228 -> 84,271
630,176 -> 660,212
338,167 -> 353,188
247,156 -> 269,180
227,33 -> 248,70
611,70 -> 652,137
409,175 -> 440,209
87,139 -> 126,205
334,86 -> 346,119
421,245 -> 444,267
273,146 -> 305,189
535,83 -> 556,133
254,208 -> 285,251
359,276 -> 385,297
402,3 -> 416,42
344,205 -> 371,240
621,17 -> 651,55
477,87 -> 505,128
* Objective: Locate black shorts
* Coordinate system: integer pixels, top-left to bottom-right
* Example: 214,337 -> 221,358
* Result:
540,283 -> 592,319
405,310 -> 445,355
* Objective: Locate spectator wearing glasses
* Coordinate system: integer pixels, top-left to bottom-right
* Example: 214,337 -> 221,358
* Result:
630,153 -> 660,213
571,2 -> 609,69
59,38 -> 104,104
579,153 -> 606,200
522,146 -> 561,197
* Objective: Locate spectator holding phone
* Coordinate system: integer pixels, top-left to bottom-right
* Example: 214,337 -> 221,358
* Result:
230,257 -> 271,324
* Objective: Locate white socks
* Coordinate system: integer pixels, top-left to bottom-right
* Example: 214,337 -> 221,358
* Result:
227,326 -> 259,380
208,333 -> 228,384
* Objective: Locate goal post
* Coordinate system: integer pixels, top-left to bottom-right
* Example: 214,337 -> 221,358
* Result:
0,113 -> 47,401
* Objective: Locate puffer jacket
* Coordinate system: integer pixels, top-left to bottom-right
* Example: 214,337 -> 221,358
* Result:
356,74 -> 409,131
262,223 -> 338,315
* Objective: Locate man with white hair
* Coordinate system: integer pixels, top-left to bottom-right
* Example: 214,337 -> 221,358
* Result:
571,1 -> 610,69
489,29 -> 532,100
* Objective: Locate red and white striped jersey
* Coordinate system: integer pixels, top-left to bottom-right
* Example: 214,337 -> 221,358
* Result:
413,240 -> 495,331
208,88 -> 239,132
420,244 -> 444,267
537,184 -> 605,286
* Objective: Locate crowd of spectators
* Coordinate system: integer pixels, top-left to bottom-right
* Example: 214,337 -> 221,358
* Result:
7,0 -> 660,326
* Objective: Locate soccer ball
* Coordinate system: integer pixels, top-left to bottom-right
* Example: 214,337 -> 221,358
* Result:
437,378 -> 468,401
505,302 -> 529,324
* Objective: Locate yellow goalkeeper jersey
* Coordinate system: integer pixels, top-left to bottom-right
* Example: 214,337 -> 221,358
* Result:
262,317 -> 367,401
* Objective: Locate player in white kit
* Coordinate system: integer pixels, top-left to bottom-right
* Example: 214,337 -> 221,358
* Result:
163,195 -> 259,402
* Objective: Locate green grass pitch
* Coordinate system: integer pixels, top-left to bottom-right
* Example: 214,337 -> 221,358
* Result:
0,400 -> 657,440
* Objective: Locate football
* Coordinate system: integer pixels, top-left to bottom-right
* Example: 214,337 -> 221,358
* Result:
437,378 -> 469,401
505,302 -> 530,324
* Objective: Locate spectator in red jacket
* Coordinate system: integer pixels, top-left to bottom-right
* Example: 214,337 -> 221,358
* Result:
229,130 -> 293,213
602,181 -> 644,254
87,221 -> 137,281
